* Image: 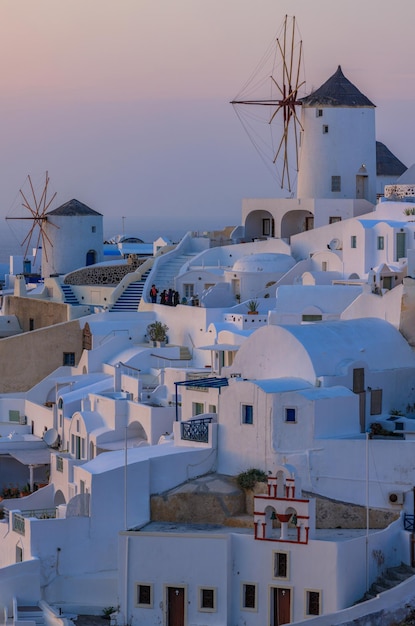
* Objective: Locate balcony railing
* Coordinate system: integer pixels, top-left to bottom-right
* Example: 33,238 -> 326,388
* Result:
181,417 -> 213,443
404,514 -> 414,531
12,513 -> 25,535
4,508 -> 58,535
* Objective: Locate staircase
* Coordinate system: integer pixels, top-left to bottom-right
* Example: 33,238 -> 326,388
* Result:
16,604 -> 45,626
61,284 -> 79,305
357,563 -> 415,602
151,253 -> 198,295
110,271 -> 150,312
179,346 -> 192,360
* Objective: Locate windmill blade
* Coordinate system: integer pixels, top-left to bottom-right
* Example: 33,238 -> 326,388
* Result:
5,171 -> 58,264
231,14 -> 305,192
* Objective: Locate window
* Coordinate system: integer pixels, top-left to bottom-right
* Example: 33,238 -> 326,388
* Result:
56,456 -> 64,472
377,236 -> 384,250
63,352 -> 75,366
16,546 -> 23,563
274,551 -> 289,579
370,389 -> 382,415
329,216 -> 341,224
9,410 -> 20,423
199,587 -> 216,612
242,404 -> 253,425
29,318 -> 34,331
135,583 -> 153,608
331,175 -> 341,192
192,402 -> 204,416
302,314 -> 322,322
183,283 -> 194,298
208,404 -> 217,414
322,262 -> 328,272
351,235 -> 357,249
305,590 -> 321,616
241,583 -> 257,611
322,125 -> 329,134
285,408 -> 296,423
91,226 -> 96,233
316,109 -> 323,117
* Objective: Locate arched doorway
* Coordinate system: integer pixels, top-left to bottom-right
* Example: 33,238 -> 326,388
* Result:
244,210 -> 275,241
86,250 -> 96,266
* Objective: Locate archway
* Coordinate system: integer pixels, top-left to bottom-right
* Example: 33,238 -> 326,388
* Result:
54,489 -> 66,506
280,209 -> 314,240
244,210 -> 275,241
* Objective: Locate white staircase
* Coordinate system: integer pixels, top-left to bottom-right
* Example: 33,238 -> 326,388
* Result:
150,253 -> 198,296
110,270 -> 150,312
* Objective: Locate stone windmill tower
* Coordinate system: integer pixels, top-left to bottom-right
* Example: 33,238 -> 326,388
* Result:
297,66 -> 377,202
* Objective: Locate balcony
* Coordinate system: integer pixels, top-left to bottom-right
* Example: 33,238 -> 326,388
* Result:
181,417 -> 213,443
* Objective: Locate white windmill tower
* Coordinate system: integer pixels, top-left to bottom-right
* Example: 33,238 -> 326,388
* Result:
42,198 -> 104,278
231,18 -> 377,205
6,173 -> 104,279
297,65 -> 376,202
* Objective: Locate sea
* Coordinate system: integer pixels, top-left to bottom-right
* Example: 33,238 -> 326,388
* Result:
0,218 -> 202,268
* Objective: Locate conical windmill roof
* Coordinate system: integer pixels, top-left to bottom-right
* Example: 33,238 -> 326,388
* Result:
301,65 -> 375,107
48,198 -> 102,217
376,142 -> 407,176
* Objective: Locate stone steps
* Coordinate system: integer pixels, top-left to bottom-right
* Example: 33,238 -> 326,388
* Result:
357,562 -> 415,603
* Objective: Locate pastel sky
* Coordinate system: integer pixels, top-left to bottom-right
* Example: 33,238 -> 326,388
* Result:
1,0 -> 414,241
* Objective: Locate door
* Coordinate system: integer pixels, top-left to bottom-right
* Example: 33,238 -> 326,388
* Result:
356,175 -> 368,200
396,232 -> 406,261
272,587 -> 291,625
167,586 -> 185,626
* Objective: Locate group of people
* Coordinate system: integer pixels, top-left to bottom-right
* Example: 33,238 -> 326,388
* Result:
149,284 -> 181,306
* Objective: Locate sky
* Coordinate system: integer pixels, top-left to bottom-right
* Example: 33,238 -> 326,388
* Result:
1,0 -> 414,244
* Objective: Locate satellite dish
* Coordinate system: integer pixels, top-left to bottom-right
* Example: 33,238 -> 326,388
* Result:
329,238 -> 342,251
43,428 -> 59,447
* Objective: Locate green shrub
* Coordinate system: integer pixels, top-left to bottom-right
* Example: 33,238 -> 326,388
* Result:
237,468 -> 267,490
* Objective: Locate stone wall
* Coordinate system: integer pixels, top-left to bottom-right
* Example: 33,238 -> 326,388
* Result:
3,296 -> 71,332
150,475 -> 399,530
64,256 -> 145,286
0,320 -> 83,392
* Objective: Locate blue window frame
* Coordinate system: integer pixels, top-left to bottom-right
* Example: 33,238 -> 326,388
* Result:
285,408 -> 296,423
242,404 -> 253,425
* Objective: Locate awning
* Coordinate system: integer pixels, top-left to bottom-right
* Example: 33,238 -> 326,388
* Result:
9,449 -> 51,465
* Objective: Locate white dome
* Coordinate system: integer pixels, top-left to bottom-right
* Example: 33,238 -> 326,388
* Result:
232,253 -> 295,273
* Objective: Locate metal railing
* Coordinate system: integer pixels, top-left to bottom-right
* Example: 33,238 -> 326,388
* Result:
404,514 -> 414,531
4,508 -> 58,535
181,417 -> 212,443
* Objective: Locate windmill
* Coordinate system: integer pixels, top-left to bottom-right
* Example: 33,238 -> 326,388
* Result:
6,171 -> 58,263
231,15 -> 305,193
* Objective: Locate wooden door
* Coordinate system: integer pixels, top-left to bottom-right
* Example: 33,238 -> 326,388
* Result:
272,587 -> 291,625
167,587 -> 185,626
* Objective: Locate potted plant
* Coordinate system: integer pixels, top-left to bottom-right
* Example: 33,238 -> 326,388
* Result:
146,321 -> 169,346
247,299 -> 259,314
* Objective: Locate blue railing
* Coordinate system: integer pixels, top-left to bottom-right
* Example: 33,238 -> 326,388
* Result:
181,417 -> 213,443
404,514 -> 414,531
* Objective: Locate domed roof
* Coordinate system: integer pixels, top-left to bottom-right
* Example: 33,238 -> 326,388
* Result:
232,252 -> 295,273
